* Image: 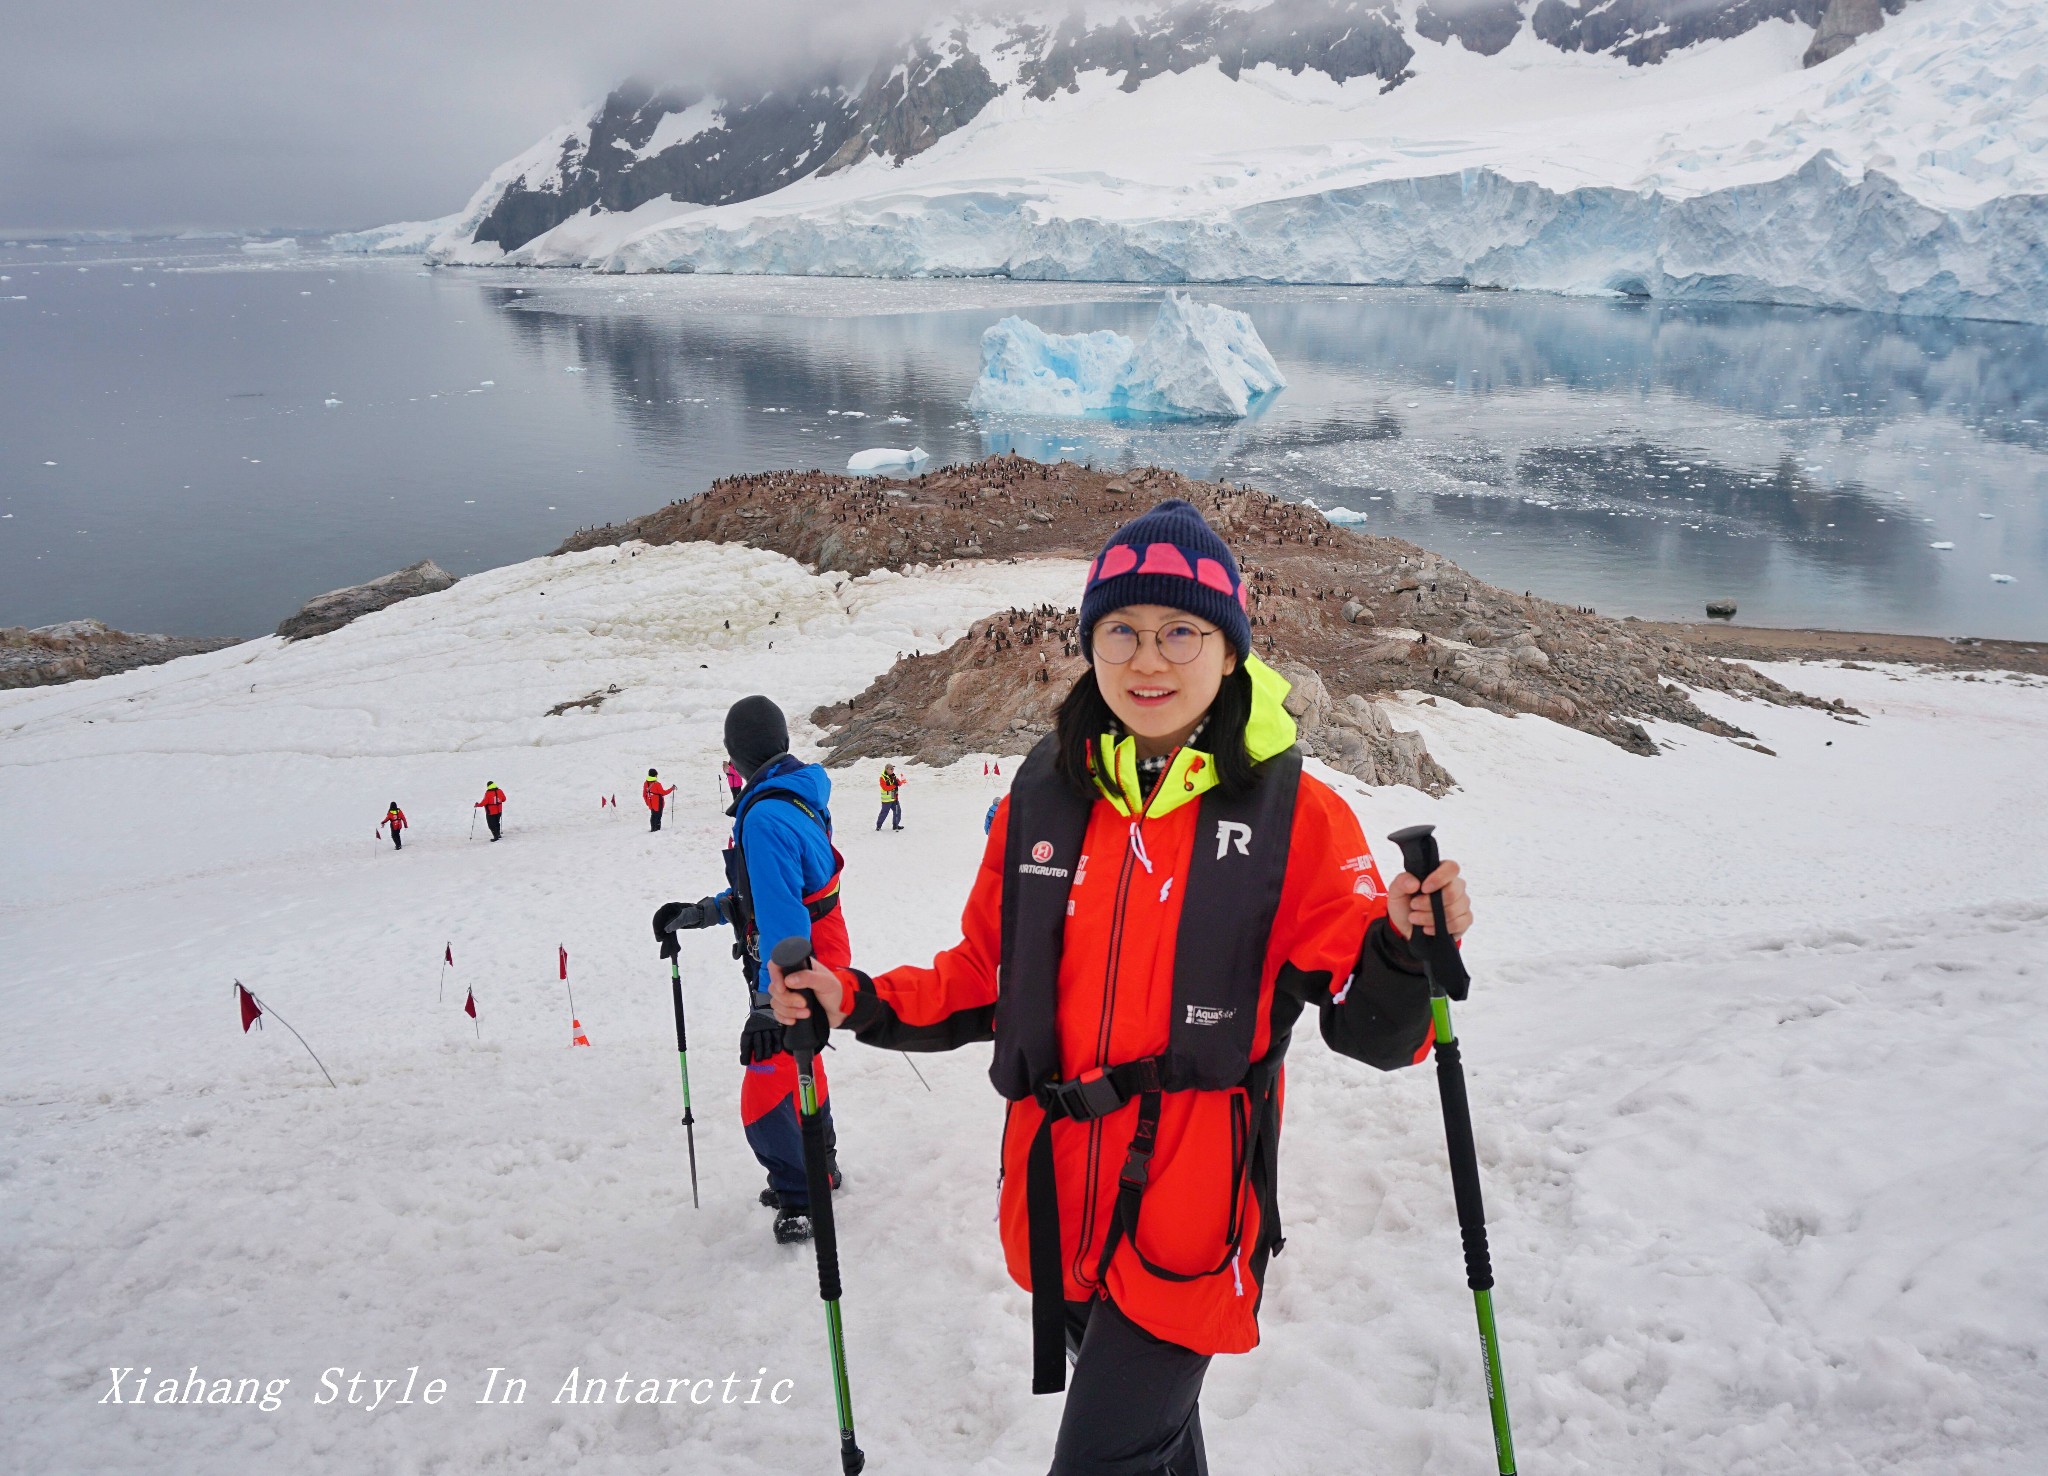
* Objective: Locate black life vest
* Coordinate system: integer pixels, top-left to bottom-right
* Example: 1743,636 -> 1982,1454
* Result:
993,730 -> 1303,1392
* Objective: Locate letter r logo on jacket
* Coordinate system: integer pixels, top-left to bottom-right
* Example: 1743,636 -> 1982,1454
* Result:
1215,821 -> 1252,860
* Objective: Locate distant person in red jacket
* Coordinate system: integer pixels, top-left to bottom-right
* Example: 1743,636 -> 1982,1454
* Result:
378,802 -> 407,850
475,783 -> 507,841
644,769 -> 676,832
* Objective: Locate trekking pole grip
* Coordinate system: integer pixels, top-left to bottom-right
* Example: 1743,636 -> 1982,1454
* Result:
1388,824 -> 1470,1001
769,936 -> 831,1057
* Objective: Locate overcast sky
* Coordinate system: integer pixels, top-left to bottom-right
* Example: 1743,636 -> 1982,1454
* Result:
0,0 -> 951,231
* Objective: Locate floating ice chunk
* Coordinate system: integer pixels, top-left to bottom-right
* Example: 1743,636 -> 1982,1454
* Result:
1322,506 -> 1369,525
241,238 -> 298,254
1929,541 -> 1955,549
969,292 -> 1285,421
885,414 -> 912,424
1978,512 -> 1995,519
564,366 -> 586,373
1991,573 -> 2016,583
480,380 -> 494,387
323,398 -> 342,407
840,411 -> 866,418
848,446 -> 929,472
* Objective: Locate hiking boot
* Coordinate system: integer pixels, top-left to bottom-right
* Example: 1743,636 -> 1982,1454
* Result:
773,1211 -> 813,1245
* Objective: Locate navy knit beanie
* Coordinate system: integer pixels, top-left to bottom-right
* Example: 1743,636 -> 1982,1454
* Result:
1079,499 -> 1251,660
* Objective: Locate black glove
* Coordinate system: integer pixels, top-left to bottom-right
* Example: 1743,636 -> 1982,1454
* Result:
739,1001 -> 787,1066
653,896 -> 722,939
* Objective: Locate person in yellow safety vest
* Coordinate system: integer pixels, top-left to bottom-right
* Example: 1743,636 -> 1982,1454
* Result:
643,768 -> 676,832
876,764 -> 905,832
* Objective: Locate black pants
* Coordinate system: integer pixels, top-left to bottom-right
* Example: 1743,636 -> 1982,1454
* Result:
486,812 -> 502,840
649,804 -> 663,832
876,800 -> 901,831
1050,1298 -> 1211,1476
389,830 -> 402,850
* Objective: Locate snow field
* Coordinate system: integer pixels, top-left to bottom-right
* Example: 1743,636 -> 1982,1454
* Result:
3,545 -> 2046,1472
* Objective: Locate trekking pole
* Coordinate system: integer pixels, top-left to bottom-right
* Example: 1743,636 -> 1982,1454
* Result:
1388,825 -> 1517,1476
469,807 -> 479,841
769,935 -> 865,1476
669,955 -> 701,1209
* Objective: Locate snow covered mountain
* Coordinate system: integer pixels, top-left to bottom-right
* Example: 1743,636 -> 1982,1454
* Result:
340,0 -> 2048,323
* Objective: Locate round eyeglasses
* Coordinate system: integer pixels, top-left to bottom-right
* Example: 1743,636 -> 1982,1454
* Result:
1092,619 -> 1218,665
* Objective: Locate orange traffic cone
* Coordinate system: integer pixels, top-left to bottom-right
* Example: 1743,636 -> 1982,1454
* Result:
570,1018 -> 591,1047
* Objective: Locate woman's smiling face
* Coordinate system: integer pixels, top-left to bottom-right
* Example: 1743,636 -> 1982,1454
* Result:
1091,603 -> 1237,759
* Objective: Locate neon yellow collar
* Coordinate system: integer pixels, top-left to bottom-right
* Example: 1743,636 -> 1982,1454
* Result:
1091,655 -> 1296,819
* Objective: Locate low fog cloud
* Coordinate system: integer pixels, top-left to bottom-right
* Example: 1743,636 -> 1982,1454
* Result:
0,0 -> 956,231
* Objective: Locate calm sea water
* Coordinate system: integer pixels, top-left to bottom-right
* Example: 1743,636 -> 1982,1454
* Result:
3,238 -> 2044,639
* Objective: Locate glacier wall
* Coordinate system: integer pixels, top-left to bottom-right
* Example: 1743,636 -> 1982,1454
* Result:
586,154 -> 2048,325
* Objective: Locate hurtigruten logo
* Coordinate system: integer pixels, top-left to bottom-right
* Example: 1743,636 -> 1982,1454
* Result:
1020,839 -> 1068,879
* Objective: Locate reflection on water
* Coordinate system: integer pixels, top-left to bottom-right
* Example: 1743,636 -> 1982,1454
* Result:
1,244 -> 2042,638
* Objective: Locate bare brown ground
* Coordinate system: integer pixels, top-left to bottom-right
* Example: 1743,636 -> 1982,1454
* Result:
562,455 -> 1873,787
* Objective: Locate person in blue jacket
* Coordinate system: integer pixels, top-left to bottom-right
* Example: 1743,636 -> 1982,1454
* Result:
653,696 -> 848,1245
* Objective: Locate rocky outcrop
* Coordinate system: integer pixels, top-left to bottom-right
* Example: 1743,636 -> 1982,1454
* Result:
569,456 -> 1850,775
1803,0 -> 1891,66
275,561 -> 457,642
1415,0 -> 1526,56
809,608 -> 1458,791
0,620 -> 239,690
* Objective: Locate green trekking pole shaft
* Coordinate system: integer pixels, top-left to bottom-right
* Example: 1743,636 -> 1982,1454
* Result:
770,936 -> 865,1476
668,958 -> 700,1210
1389,826 -> 1517,1476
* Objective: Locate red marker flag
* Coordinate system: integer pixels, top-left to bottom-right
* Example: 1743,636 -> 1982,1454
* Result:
559,945 -> 568,980
464,988 -> 477,1019
236,982 -> 263,1033
444,943 -> 454,967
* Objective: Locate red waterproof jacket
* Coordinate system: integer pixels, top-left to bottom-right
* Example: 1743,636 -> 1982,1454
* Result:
833,660 -> 1433,1357
644,778 -> 675,810
476,787 -> 506,815
382,808 -> 407,833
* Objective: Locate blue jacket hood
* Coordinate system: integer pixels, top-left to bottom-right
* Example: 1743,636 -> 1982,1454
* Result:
736,756 -> 834,829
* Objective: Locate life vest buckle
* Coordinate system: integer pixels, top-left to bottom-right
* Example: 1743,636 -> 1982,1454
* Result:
1041,1066 -> 1126,1122
1117,1143 -> 1152,1193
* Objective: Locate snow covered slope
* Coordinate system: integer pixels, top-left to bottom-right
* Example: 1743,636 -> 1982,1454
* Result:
364,0 -> 2047,323
3,536 -> 2046,1472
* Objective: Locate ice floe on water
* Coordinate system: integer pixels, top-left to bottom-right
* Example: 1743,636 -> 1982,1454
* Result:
847,445 -> 929,472
969,293 -> 1285,421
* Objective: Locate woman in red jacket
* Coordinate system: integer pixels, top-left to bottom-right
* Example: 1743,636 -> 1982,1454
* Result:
771,499 -> 1471,1474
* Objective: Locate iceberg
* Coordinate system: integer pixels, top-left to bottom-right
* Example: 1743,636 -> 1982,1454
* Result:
847,446 -> 929,472
970,294 -> 1286,421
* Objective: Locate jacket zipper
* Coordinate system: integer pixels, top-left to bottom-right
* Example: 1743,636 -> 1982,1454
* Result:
1074,751 -> 1175,1294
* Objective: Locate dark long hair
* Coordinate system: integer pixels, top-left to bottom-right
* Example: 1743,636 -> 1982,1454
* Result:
1053,661 -> 1259,801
